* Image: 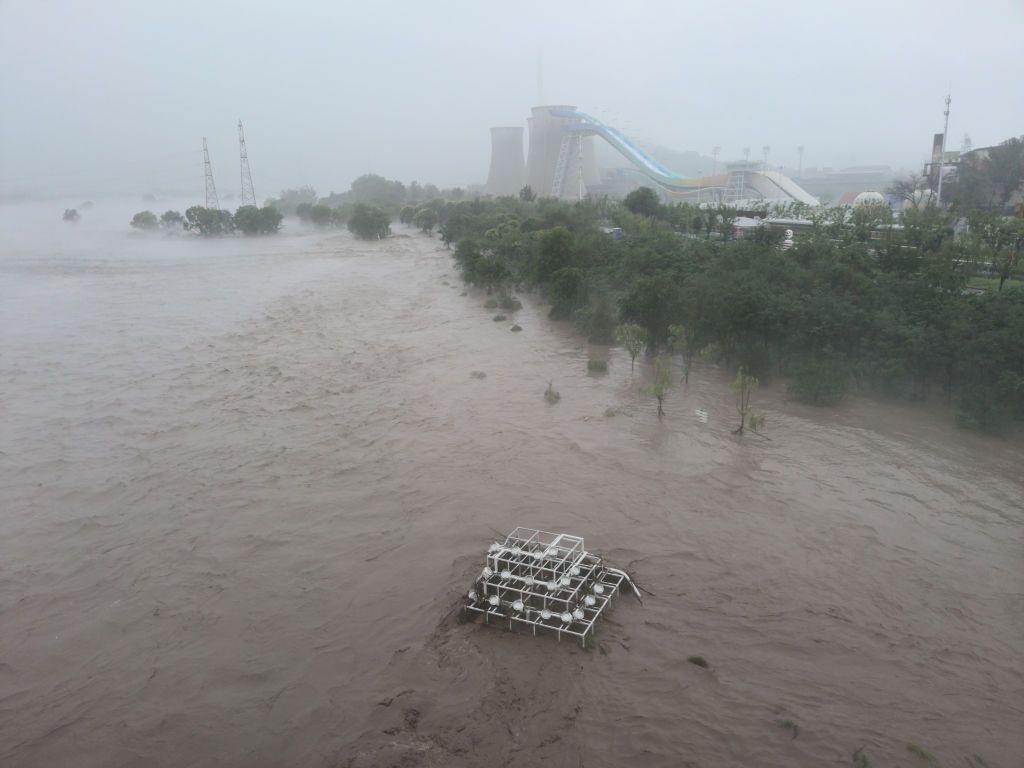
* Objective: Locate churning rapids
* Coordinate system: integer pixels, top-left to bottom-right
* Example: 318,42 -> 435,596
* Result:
1,203 -> 1021,768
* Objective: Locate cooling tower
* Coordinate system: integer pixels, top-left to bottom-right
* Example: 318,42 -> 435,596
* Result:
486,127 -> 526,196
525,105 -> 600,199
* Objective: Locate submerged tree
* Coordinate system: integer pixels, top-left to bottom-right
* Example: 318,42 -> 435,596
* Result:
614,323 -> 647,373
668,323 -> 698,384
233,205 -> 283,235
160,210 -> 185,230
62,208 -> 80,223
130,210 -> 158,230
347,203 -> 391,239
184,206 -> 234,235
646,356 -> 672,419
731,367 -> 765,435
414,206 -> 438,235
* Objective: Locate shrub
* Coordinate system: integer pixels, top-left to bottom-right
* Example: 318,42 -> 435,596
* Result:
499,293 -> 523,312
347,203 -> 391,239
130,210 -> 159,230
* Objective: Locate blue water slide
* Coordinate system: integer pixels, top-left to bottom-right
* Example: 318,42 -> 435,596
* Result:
549,109 -> 700,193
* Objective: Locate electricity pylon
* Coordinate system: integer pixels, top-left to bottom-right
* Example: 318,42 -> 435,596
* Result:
203,137 -> 220,210
238,120 -> 256,207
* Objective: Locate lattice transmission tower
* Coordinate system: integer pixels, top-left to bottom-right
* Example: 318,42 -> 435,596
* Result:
202,137 -> 220,209
238,120 -> 256,207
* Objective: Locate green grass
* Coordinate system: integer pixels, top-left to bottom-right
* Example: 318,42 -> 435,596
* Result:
967,275 -> 1023,291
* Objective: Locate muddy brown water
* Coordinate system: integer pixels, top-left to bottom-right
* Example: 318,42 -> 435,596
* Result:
1,209 -> 1022,767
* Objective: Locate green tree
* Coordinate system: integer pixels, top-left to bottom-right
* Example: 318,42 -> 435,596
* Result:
309,204 -> 335,227
185,206 -> 234,235
265,186 -> 317,216
519,185 -> 536,202
414,206 -> 438,234
971,213 -> 1024,291
295,202 -> 314,222
549,267 -> 587,319
624,186 -> 660,218
130,210 -> 159,230
234,205 -> 282,235
533,226 -> 575,284
160,210 -> 185,229
731,367 -> 763,434
645,356 -> 673,418
619,275 -> 681,348
668,323 -> 698,383
399,205 -> 417,225
347,203 -> 391,239
614,323 -> 647,373
350,174 -> 406,209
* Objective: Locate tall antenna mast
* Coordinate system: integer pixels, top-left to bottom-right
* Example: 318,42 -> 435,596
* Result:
935,93 -> 951,207
797,145 -> 805,178
203,137 -> 220,209
238,120 -> 256,207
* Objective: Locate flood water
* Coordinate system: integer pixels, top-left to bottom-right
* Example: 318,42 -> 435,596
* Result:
1,203 -> 1022,767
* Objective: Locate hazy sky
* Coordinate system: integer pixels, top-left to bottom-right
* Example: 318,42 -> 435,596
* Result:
2,0 -> 1021,201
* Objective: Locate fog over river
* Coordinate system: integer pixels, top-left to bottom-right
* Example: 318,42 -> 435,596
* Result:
1,204 -> 1021,767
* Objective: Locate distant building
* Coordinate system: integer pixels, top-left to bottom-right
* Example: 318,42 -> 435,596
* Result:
798,165 -> 895,206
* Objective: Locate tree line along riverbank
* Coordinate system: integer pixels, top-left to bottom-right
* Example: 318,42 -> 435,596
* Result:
441,192 -> 1022,434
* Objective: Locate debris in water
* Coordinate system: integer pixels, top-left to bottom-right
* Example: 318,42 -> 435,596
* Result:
510,324 -> 522,332
695,409 -> 708,424
462,527 -> 641,648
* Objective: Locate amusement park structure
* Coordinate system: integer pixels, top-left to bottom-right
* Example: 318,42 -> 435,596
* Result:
487,105 -> 819,206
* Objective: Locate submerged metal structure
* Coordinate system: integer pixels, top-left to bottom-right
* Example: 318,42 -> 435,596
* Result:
486,127 -> 526,196
463,527 -> 638,647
